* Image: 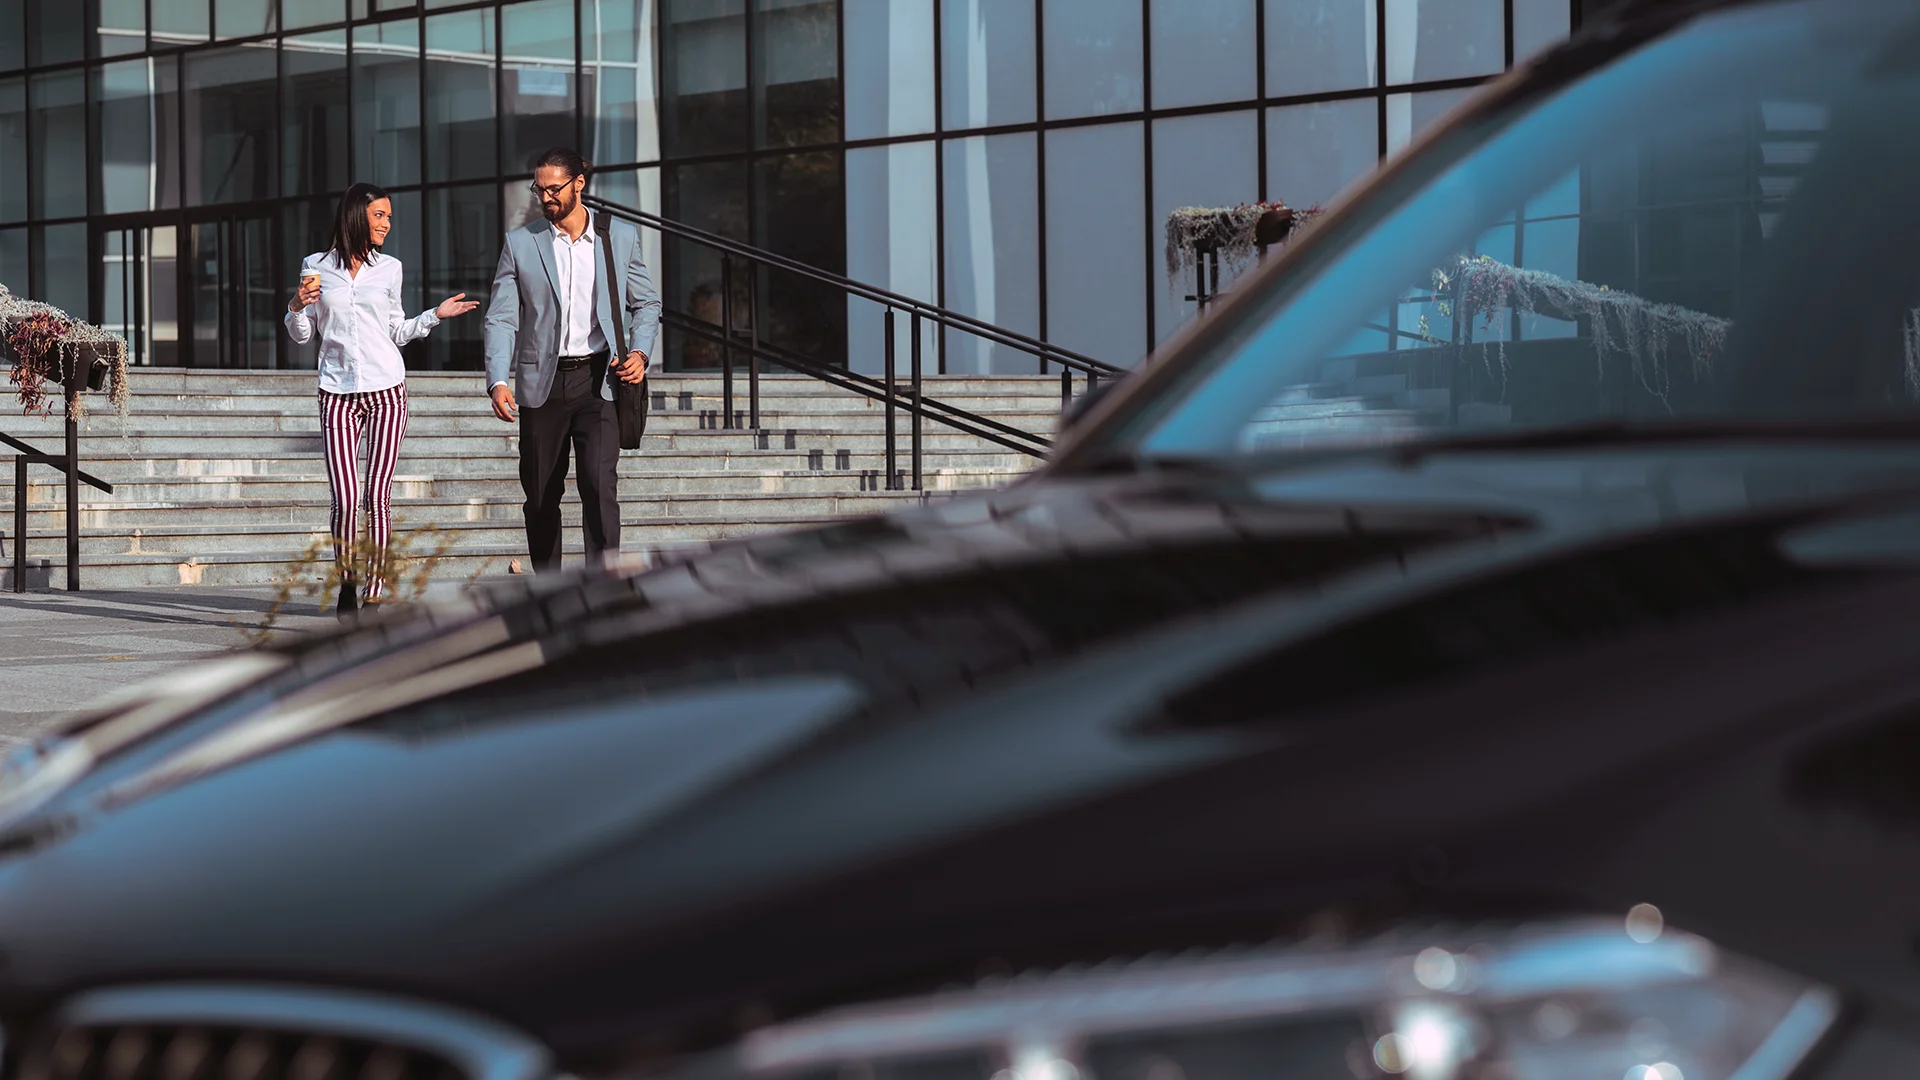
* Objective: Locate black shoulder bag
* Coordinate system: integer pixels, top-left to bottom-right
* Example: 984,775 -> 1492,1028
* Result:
595,214 -> 650,450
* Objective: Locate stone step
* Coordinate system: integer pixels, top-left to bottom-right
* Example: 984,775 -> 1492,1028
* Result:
13,429 -> 1051,457
0,537 -> 741,591
103,370 -> 1075,396
5,467 -> 1019,506
10,497 -> 921,555
5,409 -> 1063,438
104,388 -> 1075,415
4,446 -> 1039,479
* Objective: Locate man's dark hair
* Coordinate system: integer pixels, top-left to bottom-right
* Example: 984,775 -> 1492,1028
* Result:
327,182 -> 391,270
533,147 -> 590,180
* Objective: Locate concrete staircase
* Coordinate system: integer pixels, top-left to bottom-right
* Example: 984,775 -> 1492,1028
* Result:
1,370 -> 1062,590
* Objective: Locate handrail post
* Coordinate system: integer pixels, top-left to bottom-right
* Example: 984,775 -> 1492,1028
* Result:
64,385 -> 79,592
910,312 -> 923,491
720,255 -> 736,429
747,265 -> 761,429
1060,364 -> 1072,410
13,454 -> 25,594
883,308 -> 898,490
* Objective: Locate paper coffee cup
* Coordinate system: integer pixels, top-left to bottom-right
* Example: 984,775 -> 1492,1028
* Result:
301,271 -> 321,290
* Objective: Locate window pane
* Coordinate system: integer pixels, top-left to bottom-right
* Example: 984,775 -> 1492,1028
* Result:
285,0 -> 347,30
1385,0 -> 1503,85
215,0 -> 275,38
844,0 -> 930,140
97,59 -> 180,213
183,46 -> 277,205
353,18 -> 421,187
1149,0 -> 1254,109
281,196 -> 331,370
1043,0 -> 1143,120
586,0 -> 660,167
1514,0 -> 1570,62
30,72 -> 86,219
0,79 -> 22,223
502,0 -> 578,173
592,165 -> 662,275
943,131 -> 1038,374
426,184 -> 496,370
1154,111 -> 1259,344
755,0 -> 838,148
1385,85 -> 1474,155
1265,96 -> 1378,209
0,0 -> 20,71
1046,121 -> 1144,365
27,0 -> 84,66
1264,0 -> 1375,98
846,141 -> 934,376
0,227 -> 25,297
34,222 -> 87,315
662,0 -> 746,157
284,31 -> 349,197
662,159 -> 747,370
942,0 -> 1033,131
427,9 -> 498,181
383,188 -> 425,360
756,150 -> 845,366
154,0 -> 211,46
98,0 -> 147,57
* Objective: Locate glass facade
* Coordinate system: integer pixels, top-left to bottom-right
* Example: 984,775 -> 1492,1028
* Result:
0,0 -> 1572,374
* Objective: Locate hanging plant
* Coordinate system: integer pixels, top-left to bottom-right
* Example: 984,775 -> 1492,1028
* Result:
0,282 -> 131,421
1444,254 -> 1731,393
1164,200 -> 1325,293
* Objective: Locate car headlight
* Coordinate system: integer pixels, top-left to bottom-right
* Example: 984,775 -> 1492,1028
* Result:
629,915 -> 1835,1080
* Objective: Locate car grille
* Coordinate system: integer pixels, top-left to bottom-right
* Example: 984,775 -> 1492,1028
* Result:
1,984 -> 549,1080
12,1025 -> 467,1080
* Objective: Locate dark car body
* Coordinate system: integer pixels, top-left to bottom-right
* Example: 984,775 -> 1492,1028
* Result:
6,0 -> 1920,1077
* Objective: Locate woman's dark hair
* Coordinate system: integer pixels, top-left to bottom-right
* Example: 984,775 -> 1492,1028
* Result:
327,182 -> 392,269
533,146 -> 590,181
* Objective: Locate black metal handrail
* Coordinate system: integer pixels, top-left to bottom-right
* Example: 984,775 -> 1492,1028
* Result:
586,194 -> 1121,489
2,429 -> 113,593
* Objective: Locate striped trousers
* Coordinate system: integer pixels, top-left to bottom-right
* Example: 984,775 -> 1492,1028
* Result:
318,383 -> 409,600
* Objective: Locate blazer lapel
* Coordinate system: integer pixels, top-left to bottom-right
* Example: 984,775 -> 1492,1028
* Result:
532,219 -> 562,305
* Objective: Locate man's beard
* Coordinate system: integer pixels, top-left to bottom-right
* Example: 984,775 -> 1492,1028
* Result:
542,195 -> 575,221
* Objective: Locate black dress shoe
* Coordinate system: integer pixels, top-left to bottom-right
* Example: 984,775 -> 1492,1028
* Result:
337,574 -> 361,619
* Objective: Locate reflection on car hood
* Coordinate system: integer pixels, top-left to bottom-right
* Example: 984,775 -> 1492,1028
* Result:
2,445 -> 1920,1057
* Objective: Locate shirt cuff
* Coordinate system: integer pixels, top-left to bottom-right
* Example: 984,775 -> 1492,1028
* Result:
419,310 -> 442,328
489,380 -> 508,391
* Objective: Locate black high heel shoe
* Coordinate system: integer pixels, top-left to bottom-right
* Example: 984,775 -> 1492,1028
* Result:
336,573 -> 361,620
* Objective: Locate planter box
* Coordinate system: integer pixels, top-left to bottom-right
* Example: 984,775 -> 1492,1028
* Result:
0,340 -> 108,394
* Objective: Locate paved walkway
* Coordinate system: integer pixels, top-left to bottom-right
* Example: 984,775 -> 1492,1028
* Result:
0,587 -> 336,745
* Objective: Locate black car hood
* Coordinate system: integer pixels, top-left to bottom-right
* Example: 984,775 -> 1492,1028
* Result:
5,445 -> 1920,1060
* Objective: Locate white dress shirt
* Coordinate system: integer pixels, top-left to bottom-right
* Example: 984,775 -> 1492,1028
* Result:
554,211 -> 609,358
284,251 -> 440,395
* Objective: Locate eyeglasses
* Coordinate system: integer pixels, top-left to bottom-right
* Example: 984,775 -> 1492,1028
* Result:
528,180 -> 578,199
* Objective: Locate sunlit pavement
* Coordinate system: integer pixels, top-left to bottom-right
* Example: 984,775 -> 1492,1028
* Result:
0,587 -> 335,744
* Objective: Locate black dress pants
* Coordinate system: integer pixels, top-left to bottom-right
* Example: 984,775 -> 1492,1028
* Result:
518,362 -> 620,571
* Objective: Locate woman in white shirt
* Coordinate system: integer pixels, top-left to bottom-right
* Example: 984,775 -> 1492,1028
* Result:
286,183 -> 478,616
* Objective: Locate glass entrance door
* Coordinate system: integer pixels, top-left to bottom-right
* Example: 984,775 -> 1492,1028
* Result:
189,215 -> 279,368
97,210 -> 282,368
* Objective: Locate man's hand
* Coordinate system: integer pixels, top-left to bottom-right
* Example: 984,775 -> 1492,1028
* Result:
614,350 -> 649,385
490,383 -> 517,422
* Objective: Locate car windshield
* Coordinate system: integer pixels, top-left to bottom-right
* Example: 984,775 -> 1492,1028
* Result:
1084,0 -> 1920,464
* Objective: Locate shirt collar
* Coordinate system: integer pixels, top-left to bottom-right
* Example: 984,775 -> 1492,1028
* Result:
554,209 -> 594,246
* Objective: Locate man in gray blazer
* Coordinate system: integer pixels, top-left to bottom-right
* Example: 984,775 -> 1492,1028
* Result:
484,147 -> 661,572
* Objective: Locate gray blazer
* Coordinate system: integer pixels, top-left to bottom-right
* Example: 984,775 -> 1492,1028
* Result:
483,213 -> 662,409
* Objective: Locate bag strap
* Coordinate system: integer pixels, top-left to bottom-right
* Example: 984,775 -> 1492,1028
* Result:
594,212 -> 629,360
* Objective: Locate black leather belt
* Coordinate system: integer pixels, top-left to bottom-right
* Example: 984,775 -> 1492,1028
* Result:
556,350 -> 607,372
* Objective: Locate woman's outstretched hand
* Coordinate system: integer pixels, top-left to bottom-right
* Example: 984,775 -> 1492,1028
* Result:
435,292 -> 480,319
